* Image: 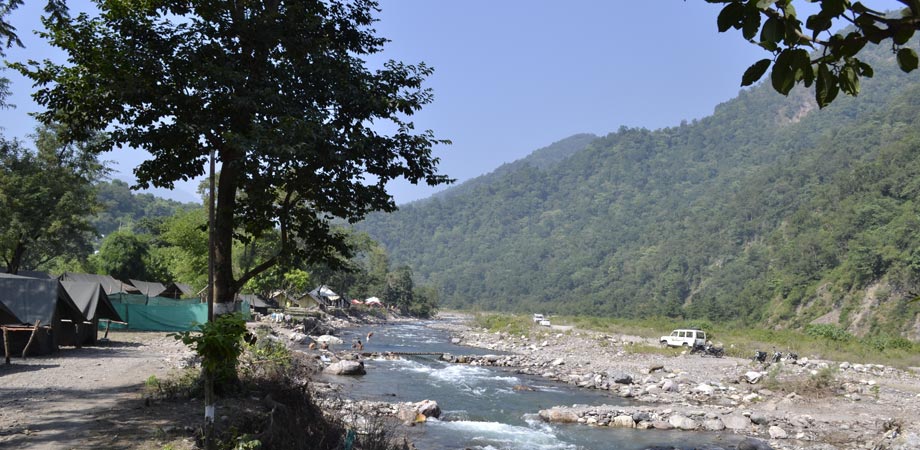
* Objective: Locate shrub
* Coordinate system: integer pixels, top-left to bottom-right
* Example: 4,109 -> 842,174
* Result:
805,324 -> 854,342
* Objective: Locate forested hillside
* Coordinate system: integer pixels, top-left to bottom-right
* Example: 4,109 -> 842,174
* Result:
359,40 -> 920,339
93,179 -> 198,236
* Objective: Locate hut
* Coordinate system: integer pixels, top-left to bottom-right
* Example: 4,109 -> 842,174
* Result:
57,280 -> 123,346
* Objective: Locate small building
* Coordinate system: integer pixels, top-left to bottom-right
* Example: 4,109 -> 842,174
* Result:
0,273 -> 86,356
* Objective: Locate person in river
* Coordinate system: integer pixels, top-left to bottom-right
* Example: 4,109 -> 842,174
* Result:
366,331 -> 374,342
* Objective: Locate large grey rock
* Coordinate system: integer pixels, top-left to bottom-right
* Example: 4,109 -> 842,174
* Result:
668,414 -> 699,430
702,419 -> 725,431
610,415 -> 636,428
750,412 -> 770,425
722,414 -> 752,431
607,371 -> 633,384
692,383 -> 716,395
891,432 -> 920,450
744,371 -> 764,384
415,399 -> 441,419
737,438 -> 774,450
539,408 -> 580,423
323,360 -> 366,375
661,379 -> 677,392
768,425 -> 788,439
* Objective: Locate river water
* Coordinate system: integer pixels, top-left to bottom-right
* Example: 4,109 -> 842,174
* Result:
321,320 -> 742,450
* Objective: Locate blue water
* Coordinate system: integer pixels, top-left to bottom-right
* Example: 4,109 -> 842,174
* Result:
322,320 -> 743,450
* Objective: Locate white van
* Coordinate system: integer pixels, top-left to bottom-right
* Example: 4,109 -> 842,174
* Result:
532,314 -> 545,324
660,329 -> 707,347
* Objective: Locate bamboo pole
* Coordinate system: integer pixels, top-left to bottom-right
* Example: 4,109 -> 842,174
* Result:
3,327 -> 10,364
21,320 -> 42,358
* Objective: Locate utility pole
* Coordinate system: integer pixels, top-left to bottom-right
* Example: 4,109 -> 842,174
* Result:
207,148 -> 215,322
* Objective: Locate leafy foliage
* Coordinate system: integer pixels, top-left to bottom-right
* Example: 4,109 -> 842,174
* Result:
707,0 -> 920,107
16,0 -> 449,306
0,125 -> 105,273
172,313 -> 248,386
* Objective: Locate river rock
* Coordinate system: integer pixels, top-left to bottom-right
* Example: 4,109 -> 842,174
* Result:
722,414 -> 752,431
323,360 -> 366,375
540,408 -> 579,423
610,372 -> 633,384
650,420 -> 672,430
737,437 -> 774,450
668,414 -> 699,430
451,337 -> 461,344
610,415 -> 635,428
415,399 -> 441,419
891,432 -> 920,450
661,379 -> 677,392
702,418 -> 725,431
551,358 -> 565,366
750,412 -> 770,425
692,383 -> 715,395
769,425 -> 788,439
745,371 -> 764,384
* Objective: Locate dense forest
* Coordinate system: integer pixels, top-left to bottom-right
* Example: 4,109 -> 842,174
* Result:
358,39 -> 920,339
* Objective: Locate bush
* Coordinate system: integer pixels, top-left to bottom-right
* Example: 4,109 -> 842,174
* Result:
805,324 -> 854,342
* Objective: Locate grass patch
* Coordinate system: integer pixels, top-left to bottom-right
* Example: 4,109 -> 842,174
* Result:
472,313 -> 533,336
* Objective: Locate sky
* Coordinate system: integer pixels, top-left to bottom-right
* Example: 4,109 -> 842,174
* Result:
0,1 -> 906,204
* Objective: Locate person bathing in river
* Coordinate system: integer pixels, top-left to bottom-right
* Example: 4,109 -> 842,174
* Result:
366,331 -> 374,342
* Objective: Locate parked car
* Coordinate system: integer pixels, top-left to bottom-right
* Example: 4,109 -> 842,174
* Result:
532,314 -> 545,324
660,329 -> 707,348
539,319 -> 551,327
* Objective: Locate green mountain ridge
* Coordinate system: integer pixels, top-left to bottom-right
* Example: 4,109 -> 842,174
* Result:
358,41 -> 920,339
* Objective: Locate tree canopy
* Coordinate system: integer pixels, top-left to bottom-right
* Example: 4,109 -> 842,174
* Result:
708,0 -> 920,107
16,0 -> 449,304
0,125 -> 105,273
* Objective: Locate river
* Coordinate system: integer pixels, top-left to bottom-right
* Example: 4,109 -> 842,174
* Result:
320,319 -> 743,450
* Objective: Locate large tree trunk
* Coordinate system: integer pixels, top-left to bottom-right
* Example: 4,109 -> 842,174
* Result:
214,155 -> 241,306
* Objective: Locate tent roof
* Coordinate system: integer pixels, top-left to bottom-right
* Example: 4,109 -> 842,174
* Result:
60,280 -> 123,322
239,294 -> 271,308
0,276 -> 84,325
309,285 -> 340,300
160,282 -> 194,299
2,269 -> 52,279
129,279 -> 168,297
58,272 -> 130,295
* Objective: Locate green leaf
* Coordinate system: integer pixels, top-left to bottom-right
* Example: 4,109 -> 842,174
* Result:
805,13 -> 832,38
741,59 -> 772,86
790,49 -> 813,86
771,50 -> 795,95
760,16 -> 781,44
756,0 -> 777,9
717,3 -> 745,32
897,48 -> 919,72
893,26 -> 915,45
742,8 -> 762,40
839,65 -> 859,95
816,63 -> 838,107
856,61 -> 874,77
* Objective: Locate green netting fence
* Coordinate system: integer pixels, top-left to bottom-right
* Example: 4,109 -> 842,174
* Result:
101,294 -> 251,331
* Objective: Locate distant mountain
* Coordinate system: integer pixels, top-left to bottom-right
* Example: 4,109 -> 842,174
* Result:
425,133 -> 598,203
358,39 -> 920,339
93,179 -> 199,236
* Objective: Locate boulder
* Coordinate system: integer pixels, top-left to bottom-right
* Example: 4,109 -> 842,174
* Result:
551,358 -> 565,366
737,438 -> 774,450
744,371 -> 764,384
415,400 -> 441,419
610,372 -> 633,385
661,379 -> 677,392
692,383 -> 716,395
722,414 -> 752,431
702,419 -> 725,431
539,408 -> 580,423
610,415 -> 635,428
323,360 -> 366,375
668,414 -> 699,431
750,412 -> 770,425
650,420 -> 673,430
450,337 -> 461,344
768,425 -> 788,439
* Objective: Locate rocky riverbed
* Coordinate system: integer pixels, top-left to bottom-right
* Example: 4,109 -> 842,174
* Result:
429,317 -> 920,450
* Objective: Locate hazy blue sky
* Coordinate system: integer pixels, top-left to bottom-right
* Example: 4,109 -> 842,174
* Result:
0,1 -> 904,204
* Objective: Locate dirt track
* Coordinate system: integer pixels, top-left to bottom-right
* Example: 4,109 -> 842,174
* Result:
0,331 -> 198,449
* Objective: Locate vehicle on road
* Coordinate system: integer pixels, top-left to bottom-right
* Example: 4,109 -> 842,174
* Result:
660,329 -> 707,348
532,314 -> 545,324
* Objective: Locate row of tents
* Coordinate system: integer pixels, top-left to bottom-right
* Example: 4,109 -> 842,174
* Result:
0,273 -> 123,358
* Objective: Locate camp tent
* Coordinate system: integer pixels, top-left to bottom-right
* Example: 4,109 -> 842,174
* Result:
128,279 -> 168,298
161,282 -> 195,299
239,294 -> 273,315
58,272 -> 133,295
0,273 -> 85,355
365,297 -> 382,307
58,280 -> 123,346
308,285 -> 348,309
